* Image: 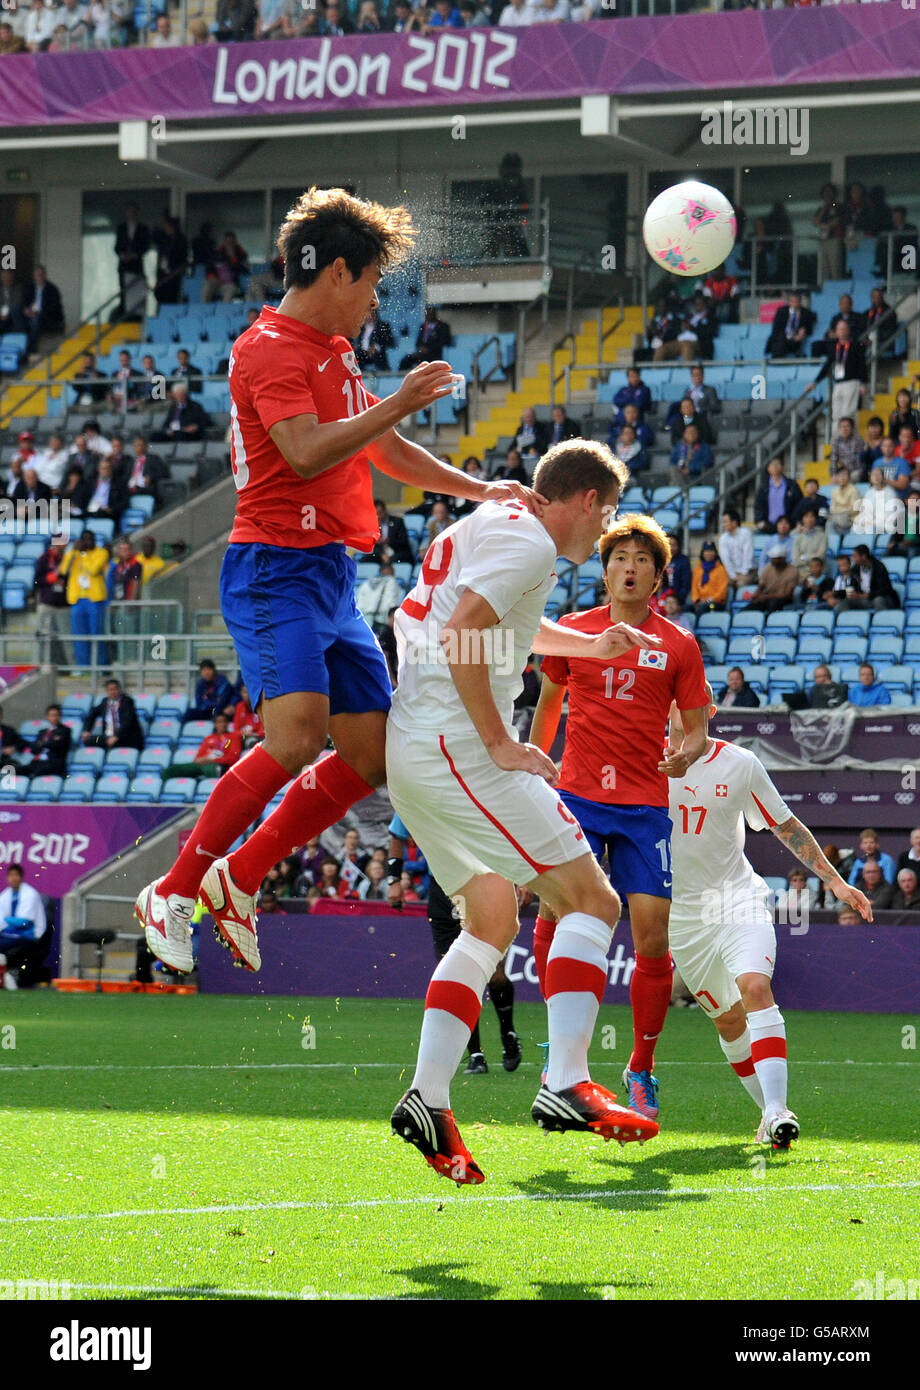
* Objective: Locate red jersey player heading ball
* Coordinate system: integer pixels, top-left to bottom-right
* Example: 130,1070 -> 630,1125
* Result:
136,187 -> 541,976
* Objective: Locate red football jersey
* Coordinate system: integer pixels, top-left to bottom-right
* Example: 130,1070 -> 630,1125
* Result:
540,607 -> 708,807
227,305 -> 381,550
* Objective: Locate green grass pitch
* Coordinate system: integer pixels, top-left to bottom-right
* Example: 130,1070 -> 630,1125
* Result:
1,993 -> 918,1301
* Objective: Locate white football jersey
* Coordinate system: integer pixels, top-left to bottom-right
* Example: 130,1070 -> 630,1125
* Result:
389,499 -> 557,741
668,739 -> 793,917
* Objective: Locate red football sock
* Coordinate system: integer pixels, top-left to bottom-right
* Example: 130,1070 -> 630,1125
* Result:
227,753 -> 375,894
628,951 -> 674,1073
532,915 -> 557,999
158,745 -> 291,901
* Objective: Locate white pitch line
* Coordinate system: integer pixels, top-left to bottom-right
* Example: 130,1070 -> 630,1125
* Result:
64,1281 -> 301,1300
0,1060 -> 914,1074
1,1179 -> 918,1227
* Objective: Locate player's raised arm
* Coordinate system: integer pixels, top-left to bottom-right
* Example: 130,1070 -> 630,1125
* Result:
533,614 -> 661,660
366,425 -> 546,517
270,361 -> 454,479
771,814 -> 874,922
440,587 -> 558,784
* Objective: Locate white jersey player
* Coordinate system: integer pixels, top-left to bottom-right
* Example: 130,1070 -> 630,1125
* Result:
667,693 -> 871,1150
387,440 -> 664,1187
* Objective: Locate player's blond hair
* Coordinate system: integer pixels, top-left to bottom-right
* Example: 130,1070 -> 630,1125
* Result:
599,513 -> 671,588
532,439 -> 628,504
277,187 -> 416,291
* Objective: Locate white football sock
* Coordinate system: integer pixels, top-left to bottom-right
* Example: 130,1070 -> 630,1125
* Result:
719,1027 -> 765,1109
411,932 -> 502,1108
747,1004 -> 788,1115
545,912 -> 613,1093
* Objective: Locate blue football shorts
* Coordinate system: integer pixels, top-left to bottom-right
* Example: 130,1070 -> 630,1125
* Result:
220,540 -> 392,715
557,790 -> 673,901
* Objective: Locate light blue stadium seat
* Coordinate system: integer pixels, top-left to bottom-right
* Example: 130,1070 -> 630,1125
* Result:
355,560 -> 379,582
71,745 -> 105,772
768,663 -> 805,692
105,747 -> 139,775
764,636 -> 797,665
148,717 -> 181,745
744,664 -> 771,694
834,610 -> 871,635
59,772 -> 95,803
651,485 -> 684,511
727,635 -> 757,662
155,693 -> 189,719
655,508 -> 681,532
687,486 -> 715,532
702,635 -> 727,665
544,581 -> 572,620
730,610 -> 765,637
764,609 -> 801,639
180,719 -> 214,744
867,635 -> 904,665
137,744 -> 173,772
799,609 -> 835,636
83,517 -> 115,545
706,664 -> 728,690
17,718 -> 45,742
194,776 -> 221,804
14,539 -> 44,564
61,692 -> 92,720
871,607 -> 906,633
133,693 -> 158,721
881,665 -> 914,694
1,582 -> 27,611
796,635 -> 832,664
159,777 -> 197,804
696,611 -> 730,639
887,691 -> 915,708
127,774 -> 163,803
93,772 -> 128,803
905,633 -> 920,660
26,775 -> 62,802
832,635 -> 868,662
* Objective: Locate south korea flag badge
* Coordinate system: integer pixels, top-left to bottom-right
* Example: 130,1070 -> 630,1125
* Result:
638,649 -> 669,670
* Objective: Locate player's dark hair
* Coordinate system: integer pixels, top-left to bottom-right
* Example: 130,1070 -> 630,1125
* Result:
46,703 -> 61,715
598,511 -> 670,584
532,439 -> 627,506
723,508 -> 741,524
6,863 -> 22,875
277,187 -> 416,291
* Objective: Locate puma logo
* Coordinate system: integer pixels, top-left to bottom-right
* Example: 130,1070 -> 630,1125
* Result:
684,785 -> 698,796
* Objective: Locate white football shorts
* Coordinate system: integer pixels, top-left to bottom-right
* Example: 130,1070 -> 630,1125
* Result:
669,904 -> 776,1018
385,722 -> 590,897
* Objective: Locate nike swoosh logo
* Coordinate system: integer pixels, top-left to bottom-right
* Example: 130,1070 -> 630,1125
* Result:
317,357 -> 332,372
195,845 -> 218,859
642,1034 -> 660,1041
663,879 -> 672,888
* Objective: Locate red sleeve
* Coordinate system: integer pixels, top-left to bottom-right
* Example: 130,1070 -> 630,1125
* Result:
674,635 -> 709,711
539,653 -> 570,687
245,335 -> 317,433
195,736 -> 213,760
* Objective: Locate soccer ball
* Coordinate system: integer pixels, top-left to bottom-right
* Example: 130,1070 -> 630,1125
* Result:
642,181 -> 737,278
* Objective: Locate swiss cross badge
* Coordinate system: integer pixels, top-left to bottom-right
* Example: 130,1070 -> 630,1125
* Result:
715,784 -> 728,797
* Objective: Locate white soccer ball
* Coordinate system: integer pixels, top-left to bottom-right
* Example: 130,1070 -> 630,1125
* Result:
642,181 -> 737,278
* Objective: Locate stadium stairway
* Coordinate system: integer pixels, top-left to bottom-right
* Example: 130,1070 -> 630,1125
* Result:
0,321 -> 141,427
412,303 -> 644,499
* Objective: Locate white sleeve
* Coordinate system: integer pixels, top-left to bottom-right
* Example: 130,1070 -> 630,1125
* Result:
455,519 -> 553,621
717,533 -> 732,569
740,530 -> 754,570
744,754 -> 795,831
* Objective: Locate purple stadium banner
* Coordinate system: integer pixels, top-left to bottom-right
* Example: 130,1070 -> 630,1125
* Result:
0,805 -> 178,898
198,913 -> 920,1013
0,9 -> 917,128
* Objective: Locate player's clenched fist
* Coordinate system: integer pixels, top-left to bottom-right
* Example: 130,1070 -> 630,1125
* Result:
488,738 -> 559,785
393,360 -> 455,413
589,622 -> 663,662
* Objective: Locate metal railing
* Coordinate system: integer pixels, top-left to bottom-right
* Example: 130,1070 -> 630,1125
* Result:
735,229 -> 919,297
0,623 -> 237,684
868,286 -> 920,401
0,290 -> 124,430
